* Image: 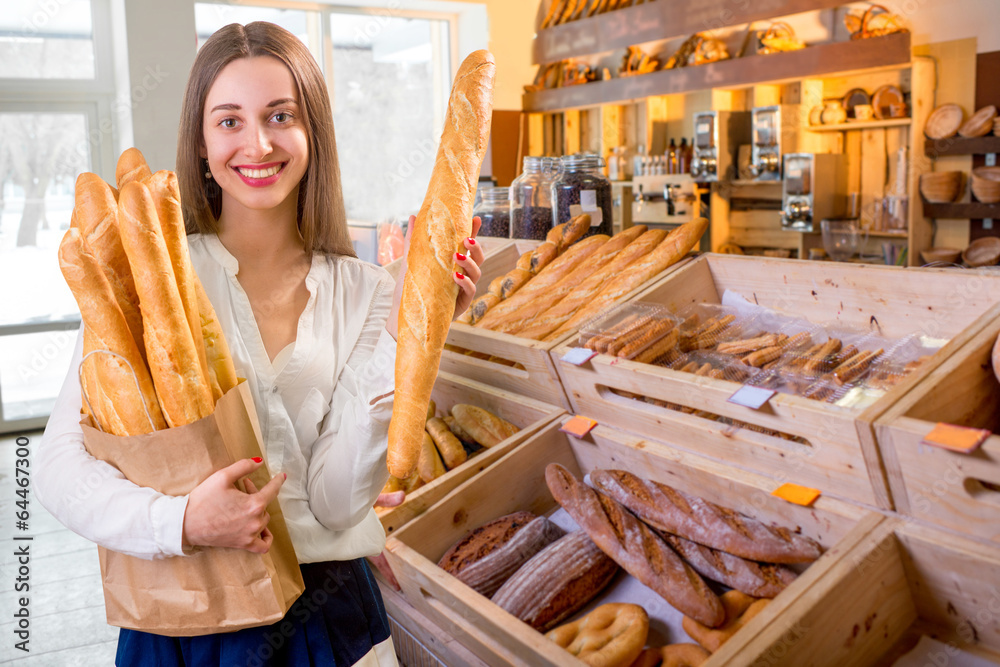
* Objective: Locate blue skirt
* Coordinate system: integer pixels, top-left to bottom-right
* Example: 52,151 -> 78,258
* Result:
115,558 -> 393,666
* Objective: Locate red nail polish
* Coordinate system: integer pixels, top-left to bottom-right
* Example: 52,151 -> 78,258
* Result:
283,472 -> 288,480
252,457 -> 263,463
455,252 -> 467,261
455,271 -> 465,280
467,237 -> 476,245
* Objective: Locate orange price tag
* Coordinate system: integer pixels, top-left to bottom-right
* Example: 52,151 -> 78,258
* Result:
921,423 -> 991,454
560,415 -> 598,439
771,483 -> 821,507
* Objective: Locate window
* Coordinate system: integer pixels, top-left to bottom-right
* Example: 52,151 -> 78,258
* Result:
194,2 -> 454,261
0,0 -> 116,432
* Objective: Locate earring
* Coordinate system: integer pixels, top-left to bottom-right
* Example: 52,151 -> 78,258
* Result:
204,160 -> 213,180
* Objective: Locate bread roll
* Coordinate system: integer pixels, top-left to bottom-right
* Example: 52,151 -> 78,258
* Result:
145,170 -> 211,395
475,234 -> 609,330
545,603 -> 648,667
418,431 -> 447,483
549,218 -> 708,340
70,173 -> 145,363
59,228 -> 166,435
545,463 -> 724,627
520,228 -> 667,341
115,147 -> 152,190
682,590 -> 770,653
387,50 -> 496,478
486,225 -> 648,335
426,417 -> 467,469
117,181 -> 213,427
450,404 -> 519,448
590,469 -> 822,563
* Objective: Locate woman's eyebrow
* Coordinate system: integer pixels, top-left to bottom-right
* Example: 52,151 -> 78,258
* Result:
209,98 -> 297,113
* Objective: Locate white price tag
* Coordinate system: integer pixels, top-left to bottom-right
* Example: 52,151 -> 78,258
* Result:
727,385 -> 776,410
570,191 -> 603,227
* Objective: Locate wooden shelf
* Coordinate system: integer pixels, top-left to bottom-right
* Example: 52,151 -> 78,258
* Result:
924,135 -> 1000,157
532,0 -> 848,65
806,118 -> 912,132
922,201 -> 1000,219
523,33 -> 911,113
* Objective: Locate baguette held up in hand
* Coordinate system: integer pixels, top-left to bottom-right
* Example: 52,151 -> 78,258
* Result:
387,50 -> 496,478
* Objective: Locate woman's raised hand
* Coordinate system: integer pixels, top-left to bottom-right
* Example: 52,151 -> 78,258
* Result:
385,215 -> 486,339
182,457 -> 285,554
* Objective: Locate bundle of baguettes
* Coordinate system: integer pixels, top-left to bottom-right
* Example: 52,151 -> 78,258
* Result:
387,50 -> 496,479
60,148 -> 238,435
470,217 -> 708,340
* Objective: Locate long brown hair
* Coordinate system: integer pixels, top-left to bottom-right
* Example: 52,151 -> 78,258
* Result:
177,21 -> 355,257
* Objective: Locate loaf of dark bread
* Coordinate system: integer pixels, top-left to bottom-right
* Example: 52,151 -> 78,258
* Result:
438,511 -> 565,598
492,530 -> 619,632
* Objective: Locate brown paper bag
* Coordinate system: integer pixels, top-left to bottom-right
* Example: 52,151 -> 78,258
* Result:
80,380 -> 305,636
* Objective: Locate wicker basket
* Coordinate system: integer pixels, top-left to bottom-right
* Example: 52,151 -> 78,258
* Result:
971,166 -> 1000,204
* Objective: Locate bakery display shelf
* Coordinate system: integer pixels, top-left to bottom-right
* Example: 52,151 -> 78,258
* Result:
376,371 -> 565,536
383,416 -> 882,667
522,33 -> 911,113
720,517 -> 1000,666
875,301 -> 1000,545
440,239 -> 694,409
923,134 -> 1000,157
551,253 -> 1000,510
922,201 -> 1000,219
805,118 -> 912,132
531,0 -> 847,65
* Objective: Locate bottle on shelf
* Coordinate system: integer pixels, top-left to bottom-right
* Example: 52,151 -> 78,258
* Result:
607,146 -> 620,181
633,144 -> 647,178
678,138 -> 690,174
684,138 -> 694,175
667,138 -> 678,175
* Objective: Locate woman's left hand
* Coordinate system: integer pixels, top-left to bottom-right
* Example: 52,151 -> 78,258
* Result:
385,215 -> 485,339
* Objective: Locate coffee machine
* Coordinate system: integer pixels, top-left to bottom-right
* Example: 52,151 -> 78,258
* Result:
690,110 -> 751,182
781,153 -> 848,232
749,105 -> 800,181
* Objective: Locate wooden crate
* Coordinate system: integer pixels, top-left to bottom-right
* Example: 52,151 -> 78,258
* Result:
377,371 -> 564,536
443,240 -> 693,409
551,254 -> 1000,510
875,306 -> 1000,544
383,417 -> 882,667
379,578 -> 491,667
721,517 -> 1000,666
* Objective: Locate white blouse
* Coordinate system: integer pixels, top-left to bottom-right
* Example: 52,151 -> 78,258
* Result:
36,233 -> 397,564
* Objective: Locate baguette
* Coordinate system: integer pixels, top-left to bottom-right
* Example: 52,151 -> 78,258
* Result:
492,530 -> 619,632
475,234 -> 609,330
443,414 -> 477,448
521,228 -> 667,341
115,147 -> 152,191
547,214 -> 591,253
516,250 -> 534,272
464,293 -> 500,325
193,281 -> 238,401
426,417 -> 467,469
387,52 -> 496,478
450,404 -> 519,448
545,464 -> 724,627
117,181 -> 214,427
548,217 -> 708,340
660,532 -> 797,599
70,173 -> 146,364
590,469 -> 822,563
489,225 -> 648,335
500,268 -> 533,300
145,170 -> 211,396
59,228 -> 166,435
529,242 -> 558,274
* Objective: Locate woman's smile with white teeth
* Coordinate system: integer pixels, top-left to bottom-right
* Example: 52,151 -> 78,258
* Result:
237,164 -> 283,178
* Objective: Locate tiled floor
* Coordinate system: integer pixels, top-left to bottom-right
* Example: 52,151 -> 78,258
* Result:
0,430 -> 118,665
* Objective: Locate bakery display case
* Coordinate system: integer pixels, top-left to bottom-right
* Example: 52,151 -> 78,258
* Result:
383,416 -> 883,667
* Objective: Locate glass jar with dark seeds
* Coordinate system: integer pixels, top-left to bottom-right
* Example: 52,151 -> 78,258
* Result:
552,153 -> 613,239
472,186 -> 512,239
510,156 -> 561,240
